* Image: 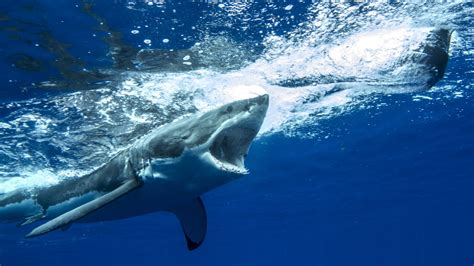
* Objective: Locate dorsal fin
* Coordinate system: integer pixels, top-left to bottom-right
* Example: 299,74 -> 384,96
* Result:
172,197 -> 207,251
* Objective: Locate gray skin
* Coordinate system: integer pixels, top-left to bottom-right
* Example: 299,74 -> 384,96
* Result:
0,94 -> 269,249
418,28 -> 452,88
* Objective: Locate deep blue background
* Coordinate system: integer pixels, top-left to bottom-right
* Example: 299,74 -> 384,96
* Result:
0,1 -> 473,265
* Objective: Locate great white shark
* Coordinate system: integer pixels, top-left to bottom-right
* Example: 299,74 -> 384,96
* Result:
0,94 -> 269,250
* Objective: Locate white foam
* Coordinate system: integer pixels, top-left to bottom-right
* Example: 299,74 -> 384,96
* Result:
413,95 -> 434,101
0,1 -> 470,193
0,170 -> 59,194
0,122 -> 11,129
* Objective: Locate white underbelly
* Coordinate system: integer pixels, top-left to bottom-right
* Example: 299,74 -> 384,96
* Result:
83,152 -> 242,222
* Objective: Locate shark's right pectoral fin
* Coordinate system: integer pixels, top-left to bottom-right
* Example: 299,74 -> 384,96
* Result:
26,178 -> 141,238
172,197 -> 207,251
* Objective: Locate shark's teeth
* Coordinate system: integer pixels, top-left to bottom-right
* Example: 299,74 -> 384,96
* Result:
204,152 -> 248,175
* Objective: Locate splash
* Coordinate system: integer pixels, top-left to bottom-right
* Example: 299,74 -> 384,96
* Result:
0,1 -> 472,193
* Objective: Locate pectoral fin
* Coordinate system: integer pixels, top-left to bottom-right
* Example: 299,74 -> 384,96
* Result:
26,178 -> 141,238
172,197 -> 207,251
18,212 -> 45,227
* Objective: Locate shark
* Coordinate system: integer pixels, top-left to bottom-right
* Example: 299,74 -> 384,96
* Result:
0,93 -> 269,250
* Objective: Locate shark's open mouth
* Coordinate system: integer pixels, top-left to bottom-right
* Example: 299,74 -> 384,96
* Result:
209,126 -> 258,172
205,94 -> 269,174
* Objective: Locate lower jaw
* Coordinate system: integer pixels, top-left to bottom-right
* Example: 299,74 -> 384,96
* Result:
209,155 -> 248,175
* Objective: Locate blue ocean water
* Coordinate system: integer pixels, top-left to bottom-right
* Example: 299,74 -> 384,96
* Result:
0,1 -> 473,266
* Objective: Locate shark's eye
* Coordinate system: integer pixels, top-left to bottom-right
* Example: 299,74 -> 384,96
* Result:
226,106 -> 233,113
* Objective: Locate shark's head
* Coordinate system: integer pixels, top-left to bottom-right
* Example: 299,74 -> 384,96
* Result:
137,93 -> 269,186
203,94 -> 269,173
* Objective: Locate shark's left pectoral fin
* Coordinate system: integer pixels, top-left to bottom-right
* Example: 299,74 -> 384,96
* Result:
172,197 -> 207,251
18,212 -> 45,227
26,178 -> 141,238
